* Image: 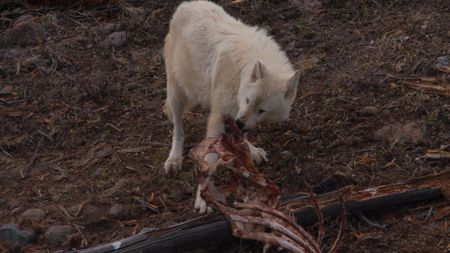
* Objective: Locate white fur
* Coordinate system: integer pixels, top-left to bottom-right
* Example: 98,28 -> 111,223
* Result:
163,1 -> 300,212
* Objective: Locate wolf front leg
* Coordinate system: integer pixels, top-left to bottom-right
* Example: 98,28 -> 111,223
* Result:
164,84 -> 188,175
205,113 -> 225,167
193,113 -> 225,214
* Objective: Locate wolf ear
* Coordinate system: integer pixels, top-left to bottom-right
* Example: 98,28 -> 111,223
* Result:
251,60 -> 265,82
285,71 -> 300,99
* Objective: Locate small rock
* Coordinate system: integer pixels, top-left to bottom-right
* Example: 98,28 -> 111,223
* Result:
67,204 -> 99,217
374,122 -> 423,144
124,7 -> 146,24
420,21 -> 429,31
11,207 -> 24,216
102,178 -> 132,197
20,208 -> 46,221
359,106 -> 379,115
2,19 -> 46,48
44,225 -> 72,245
125,7 -> 145,17
21,55 -> 41,68
0,224 -> 37,245
96,144 -> 113,158
280,150 -> 295,159
99,23 -> 116,34
0,85 -> 13,94
4,48 -> 22,59
435,56 -> 449,69
126,83 -> 138,91
108,204 -> 123,218
298,54 -> 323,72
13,14 -> 34,26
103,31 -> 127,47
52,167 -> 70,181
394,62 -> 407,73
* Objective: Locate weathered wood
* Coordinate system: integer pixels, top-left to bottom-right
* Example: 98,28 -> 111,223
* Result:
58,171 -> 449,253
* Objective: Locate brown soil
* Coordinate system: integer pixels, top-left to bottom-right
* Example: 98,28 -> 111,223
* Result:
1,0 -> 449,252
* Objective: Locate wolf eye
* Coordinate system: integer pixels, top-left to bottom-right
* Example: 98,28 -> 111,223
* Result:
258,109 -> 266,114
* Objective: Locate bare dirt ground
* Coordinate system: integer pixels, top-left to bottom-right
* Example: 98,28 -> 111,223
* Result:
1,0 -> 449,252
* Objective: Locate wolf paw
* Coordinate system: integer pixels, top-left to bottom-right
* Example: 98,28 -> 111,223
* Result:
194,185 -> 213,214
249,145 -> 268,164
164,157 -> 183,175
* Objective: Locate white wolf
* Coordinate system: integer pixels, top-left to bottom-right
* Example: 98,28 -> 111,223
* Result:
163,1 -> 299,179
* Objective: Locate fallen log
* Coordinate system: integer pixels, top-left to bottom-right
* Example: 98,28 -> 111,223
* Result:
58,170 -> 450,253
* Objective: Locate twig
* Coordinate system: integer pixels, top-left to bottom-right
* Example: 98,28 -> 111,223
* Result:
0,97 -> 31,105
327,195 -> 346,253
56,170 -> 449,253
37,129 -> 52,141
355,212 -> 387,229
59,205 -> 75,220
0,146 -> 13,158
75,201 -> 88,218
21,137 -> 43,179
105,123 -> 123,132
132,197 -> 158,213
116,143 -> 169,153
38,152 -> 81,167
305,182 -> 324,247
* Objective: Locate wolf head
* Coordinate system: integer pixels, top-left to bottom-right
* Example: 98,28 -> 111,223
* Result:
236,61 -> 300,131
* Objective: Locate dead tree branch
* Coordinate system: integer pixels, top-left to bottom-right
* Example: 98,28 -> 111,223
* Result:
57,171 -> 449,253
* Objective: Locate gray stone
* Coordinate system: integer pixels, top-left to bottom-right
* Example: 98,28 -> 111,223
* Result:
360,106 -> 379,115
67,204 -> 99,217
20,208 -> 46,221
108,204 -> 123,218
374,122 -> 423,144
2,20 -> 46,48
99,23 -> 116,34
103,31 -> 127,47
394,62 -> 407,73
0,224 -> 36,245
44,225 -> 72,245
126,83 -> 138,91
436,56 -> 449,68
280,150 -> 296,160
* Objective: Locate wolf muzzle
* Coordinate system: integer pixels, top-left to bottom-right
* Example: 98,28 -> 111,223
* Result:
235,119 -> 248,132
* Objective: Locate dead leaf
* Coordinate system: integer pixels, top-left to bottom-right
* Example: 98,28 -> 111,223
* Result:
297,54 -> 324,72
400,80 -> 450,97
0,85 -> 13,95
375,122 -> 423,144
102,178 -> 131,197
420,149 -> 450,160
353,230 -> 384,241
358,153 -> 377,166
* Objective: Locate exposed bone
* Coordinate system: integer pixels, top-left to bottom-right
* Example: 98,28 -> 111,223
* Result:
190,117 -> 321,253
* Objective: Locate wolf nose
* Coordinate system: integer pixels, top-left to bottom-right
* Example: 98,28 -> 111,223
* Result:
235,119 -> 245,130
